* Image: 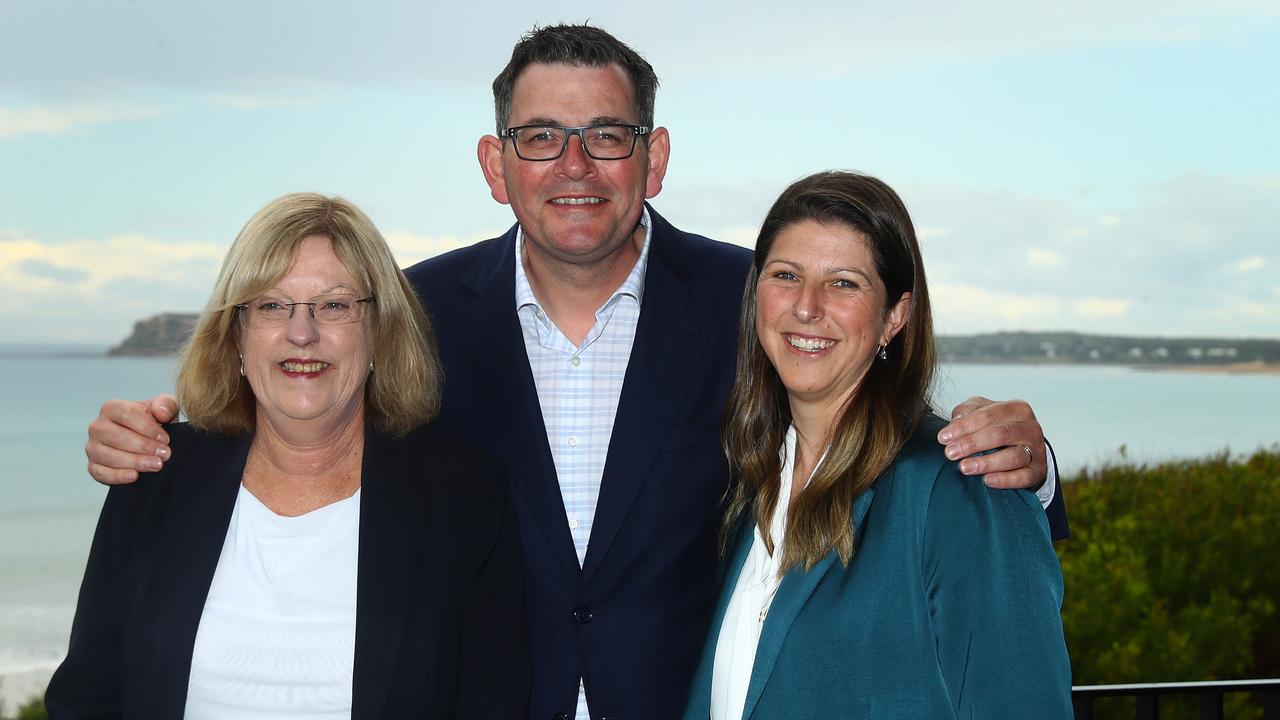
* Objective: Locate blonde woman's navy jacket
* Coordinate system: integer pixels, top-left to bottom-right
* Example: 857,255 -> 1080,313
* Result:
681,413 -> 1073,720
46,422 -> 530,719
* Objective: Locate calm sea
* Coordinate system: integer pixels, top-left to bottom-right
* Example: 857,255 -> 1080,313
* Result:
1,349 -> 1277,705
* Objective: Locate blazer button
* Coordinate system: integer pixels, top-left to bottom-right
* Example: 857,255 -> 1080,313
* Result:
573,606 -> 594,624
553,714 -> 569,720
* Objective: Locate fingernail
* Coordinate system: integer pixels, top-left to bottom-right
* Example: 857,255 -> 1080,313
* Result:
944,446 -> 961,460
156,446 -> 170,460
144,457 -> 162,472
156,431 -> 169,444
938,430 -> 953,443
959,459 -> 976,474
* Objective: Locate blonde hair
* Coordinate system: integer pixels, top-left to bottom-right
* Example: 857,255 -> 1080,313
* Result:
722,172 -> 936,572
177,193 -> 441,436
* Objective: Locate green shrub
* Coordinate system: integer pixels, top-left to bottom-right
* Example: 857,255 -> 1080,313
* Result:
1059,446 -> 1280,719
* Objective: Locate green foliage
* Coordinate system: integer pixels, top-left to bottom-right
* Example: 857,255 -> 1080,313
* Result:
0,696 -> 47,720
1059,446 -> 1280,719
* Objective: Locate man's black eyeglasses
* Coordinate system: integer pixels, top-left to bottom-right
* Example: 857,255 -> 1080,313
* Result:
501,124 -> 651,161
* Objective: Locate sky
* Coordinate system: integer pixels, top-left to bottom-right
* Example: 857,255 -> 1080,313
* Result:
2,0 -> 1277,344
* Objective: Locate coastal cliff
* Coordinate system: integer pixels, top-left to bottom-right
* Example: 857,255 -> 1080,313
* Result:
107,313 -> 199,356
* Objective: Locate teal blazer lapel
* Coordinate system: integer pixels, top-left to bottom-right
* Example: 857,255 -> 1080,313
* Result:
740,487 -> 876,719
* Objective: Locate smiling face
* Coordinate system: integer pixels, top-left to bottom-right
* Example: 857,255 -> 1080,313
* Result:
755,219 -> 911,422
478,62 -> 670,273
238,234 -> 372,437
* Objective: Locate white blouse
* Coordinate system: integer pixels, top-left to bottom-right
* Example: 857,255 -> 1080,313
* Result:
185,484 -> 360,720
711,426 -> 822,720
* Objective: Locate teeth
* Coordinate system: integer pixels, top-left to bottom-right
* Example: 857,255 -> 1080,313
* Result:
281,361 -> 328,373
787,336 -> 835,352
551,197 -> 603,205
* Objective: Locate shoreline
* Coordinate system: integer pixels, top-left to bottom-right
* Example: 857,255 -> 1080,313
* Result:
942,359 -> 1280,375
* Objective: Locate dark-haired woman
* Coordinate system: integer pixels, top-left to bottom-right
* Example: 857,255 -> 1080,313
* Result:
682,172 -> 1071,719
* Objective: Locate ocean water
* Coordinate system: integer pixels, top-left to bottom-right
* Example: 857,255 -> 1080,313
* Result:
0,350 -> 1277,706
0,350 -> 177,707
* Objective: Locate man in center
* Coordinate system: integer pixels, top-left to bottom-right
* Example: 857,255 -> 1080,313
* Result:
405,24 -> 1065,720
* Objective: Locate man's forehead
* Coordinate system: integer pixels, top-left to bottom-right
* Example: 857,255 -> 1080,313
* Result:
508,61 -> 637,120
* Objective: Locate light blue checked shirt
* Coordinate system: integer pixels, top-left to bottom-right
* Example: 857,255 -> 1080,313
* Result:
513,210 -> 652,720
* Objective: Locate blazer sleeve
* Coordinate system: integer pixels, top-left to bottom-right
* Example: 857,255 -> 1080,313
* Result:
921,461 -> 1074,719
45,473 -> 159,719
451,455 -> 531,719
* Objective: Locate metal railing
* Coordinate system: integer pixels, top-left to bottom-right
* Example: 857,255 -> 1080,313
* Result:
1073,679 -> 1280,719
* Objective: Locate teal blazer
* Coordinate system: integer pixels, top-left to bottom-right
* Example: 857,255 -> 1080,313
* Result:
682,414 -> 1072,719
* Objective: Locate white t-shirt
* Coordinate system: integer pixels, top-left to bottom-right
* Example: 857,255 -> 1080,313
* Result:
185,484 -> 360,720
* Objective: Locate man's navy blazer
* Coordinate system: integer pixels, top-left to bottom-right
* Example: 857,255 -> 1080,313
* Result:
404,205 -> 1069,720
46,423 -> 530,719
405,207 -> 753,719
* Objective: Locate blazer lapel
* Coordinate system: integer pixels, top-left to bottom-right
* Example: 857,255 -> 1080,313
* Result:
156,431 -> 247,717
579,211 -> 716,587
450,230 -> 580,580
740,487 -> 876,719
351,428 -> 422,720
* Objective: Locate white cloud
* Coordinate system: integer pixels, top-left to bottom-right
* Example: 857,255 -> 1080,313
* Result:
1027,248 -> 1065,268
713,226 -> 761,250
384,231 -> 489,267
1074,298 -> 1131,318
0,233 -> 223,338
0,103 -> 160,140
1230,256 -> 1267,273
917,226 -> 951,241
8,1 -> 1275,95
205,94 -> 323,110
932,282 -> 1065,333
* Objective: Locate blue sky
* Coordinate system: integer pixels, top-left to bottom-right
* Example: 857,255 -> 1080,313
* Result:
2,0 -> 1277,344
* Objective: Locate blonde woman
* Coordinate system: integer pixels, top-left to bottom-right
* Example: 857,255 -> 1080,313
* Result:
48,194 -> 528,719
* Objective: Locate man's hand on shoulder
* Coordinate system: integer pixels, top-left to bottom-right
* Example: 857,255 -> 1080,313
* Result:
937,396 -> 1048,490
86,394 -> 178,485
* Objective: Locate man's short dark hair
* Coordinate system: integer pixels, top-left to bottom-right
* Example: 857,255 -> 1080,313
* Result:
492,24 -> 659,133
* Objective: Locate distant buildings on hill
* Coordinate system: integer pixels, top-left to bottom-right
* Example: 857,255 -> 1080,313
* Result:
107,314 -> 1280,367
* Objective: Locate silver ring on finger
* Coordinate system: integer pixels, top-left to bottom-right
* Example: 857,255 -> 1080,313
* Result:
1015,443 -> 1034,468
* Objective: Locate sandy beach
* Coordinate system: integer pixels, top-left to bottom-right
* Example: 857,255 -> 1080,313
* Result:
1139,361 -> 1280,375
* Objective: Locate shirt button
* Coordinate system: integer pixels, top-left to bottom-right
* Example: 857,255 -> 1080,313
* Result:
567,436 -> 578,447
568,517 -> 580,529
570,356 -> 581,367
573,607 -> 593,624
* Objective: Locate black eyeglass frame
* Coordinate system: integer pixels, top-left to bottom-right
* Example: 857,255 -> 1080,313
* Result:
500,123 -> 652,161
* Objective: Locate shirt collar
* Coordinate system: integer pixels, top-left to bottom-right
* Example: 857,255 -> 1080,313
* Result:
514,207 -> 652,313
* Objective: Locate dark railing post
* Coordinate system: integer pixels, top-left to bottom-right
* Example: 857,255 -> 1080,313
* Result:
1136,694 -> 1159,720
1197,691 -> 1222,720
1072,695 -> 1093,720
1259,688 -> 1279,720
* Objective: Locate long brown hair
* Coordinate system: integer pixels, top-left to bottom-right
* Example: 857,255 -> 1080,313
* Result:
721,171 -> 936,572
